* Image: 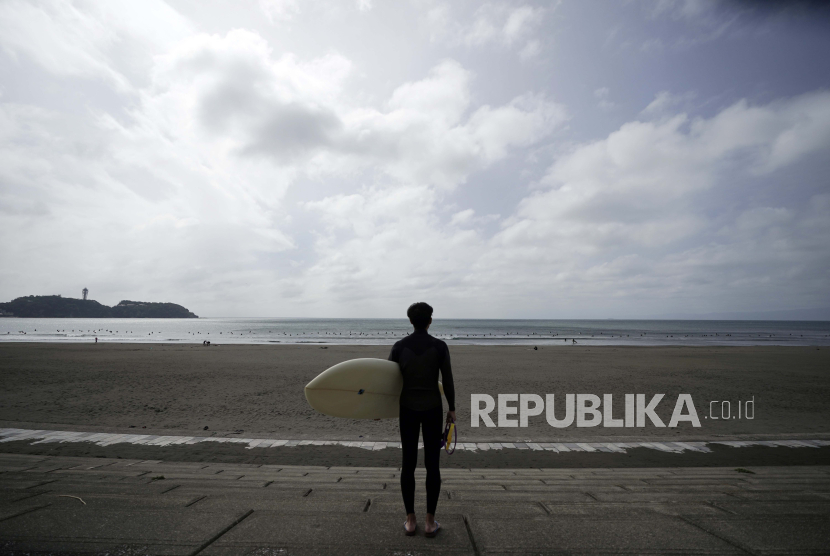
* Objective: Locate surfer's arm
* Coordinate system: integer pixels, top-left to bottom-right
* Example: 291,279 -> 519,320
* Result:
440,345 -> 456,411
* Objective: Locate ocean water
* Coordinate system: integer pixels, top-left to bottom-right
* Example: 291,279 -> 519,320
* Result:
1,317 -> 829,346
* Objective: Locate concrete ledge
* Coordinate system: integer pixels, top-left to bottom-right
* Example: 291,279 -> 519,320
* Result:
4,427 -> 830,454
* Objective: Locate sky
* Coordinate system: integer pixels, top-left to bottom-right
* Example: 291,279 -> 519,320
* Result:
1,0 -> 829,319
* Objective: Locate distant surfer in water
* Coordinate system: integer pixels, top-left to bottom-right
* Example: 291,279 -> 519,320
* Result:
389,302 -> 456,538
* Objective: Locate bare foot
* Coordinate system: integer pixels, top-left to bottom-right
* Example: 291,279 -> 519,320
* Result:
404,514 -> 417,536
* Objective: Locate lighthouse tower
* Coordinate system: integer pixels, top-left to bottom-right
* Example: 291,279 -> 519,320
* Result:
82,287 -> 88,301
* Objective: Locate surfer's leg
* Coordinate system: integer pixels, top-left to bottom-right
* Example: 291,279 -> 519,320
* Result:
423,405 -> 443,519
400,405 -> 419,516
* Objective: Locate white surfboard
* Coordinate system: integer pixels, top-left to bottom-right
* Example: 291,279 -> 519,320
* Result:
305,358 -> 443,420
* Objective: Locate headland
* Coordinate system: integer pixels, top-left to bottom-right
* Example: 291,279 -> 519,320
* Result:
0,295 -> 197,318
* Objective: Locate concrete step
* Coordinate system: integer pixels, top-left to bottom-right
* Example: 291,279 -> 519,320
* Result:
1,453 -> 829,555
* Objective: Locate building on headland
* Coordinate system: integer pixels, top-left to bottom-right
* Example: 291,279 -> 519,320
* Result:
82,287 -> 88,301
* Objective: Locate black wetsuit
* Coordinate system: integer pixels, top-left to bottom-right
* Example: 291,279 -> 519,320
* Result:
389,329 -> 455,515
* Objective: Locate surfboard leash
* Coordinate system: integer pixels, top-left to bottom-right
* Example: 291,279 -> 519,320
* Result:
441,421 -> 456,455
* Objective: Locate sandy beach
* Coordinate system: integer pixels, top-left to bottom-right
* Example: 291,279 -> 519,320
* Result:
1,343 -> 828,443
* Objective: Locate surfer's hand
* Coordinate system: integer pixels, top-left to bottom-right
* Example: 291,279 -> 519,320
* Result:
447,410 -> 456,424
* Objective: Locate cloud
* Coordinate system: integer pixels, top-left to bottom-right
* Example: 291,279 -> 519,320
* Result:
386,59 -> 471,123
0,18 -> 565,314
594,87 -> 615,110
343,83 -> 565,188
518,39 -> 541,60
0,0 -> 192,90
649,193 -> 830,310
651,0 -> 721,21
503,91 -> 830,248
282,90 -> 830,316
146,33 -> 566,188
450,208 -> 476,226
2,1 -> 827,318
639,37 -> 664,53
258,0 -> 381,23
0,96 -> 297,314
471,91 -> 830,313
695,92 -> 830,173
259,0 -> 300,23
302,185 -> 486,311
428,2 -> 547,56
641,90 -> 697,117
644,0 -> 750,50
0,26 -> 308,310
654,0 -> 830,22
501,5 -> 542,46
150,30 -> 352,163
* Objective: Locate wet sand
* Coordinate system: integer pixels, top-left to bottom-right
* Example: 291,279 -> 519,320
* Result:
1,343 -> 828,442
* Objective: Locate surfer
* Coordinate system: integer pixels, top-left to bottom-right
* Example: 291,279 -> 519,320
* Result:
389,302 -> 455,538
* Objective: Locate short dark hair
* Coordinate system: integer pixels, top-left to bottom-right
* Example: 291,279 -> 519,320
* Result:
407,302 -> 433,330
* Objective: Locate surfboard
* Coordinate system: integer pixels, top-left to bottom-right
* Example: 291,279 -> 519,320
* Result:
304,358 -> 443,419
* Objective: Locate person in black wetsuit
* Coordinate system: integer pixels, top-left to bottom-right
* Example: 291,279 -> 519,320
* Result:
389,302 -> 455,537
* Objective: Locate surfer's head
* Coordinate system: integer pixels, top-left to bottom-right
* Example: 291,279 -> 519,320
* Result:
407,302 -> 433,330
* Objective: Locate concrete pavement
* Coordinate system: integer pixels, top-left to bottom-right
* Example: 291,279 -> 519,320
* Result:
1,453 -> 829,555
